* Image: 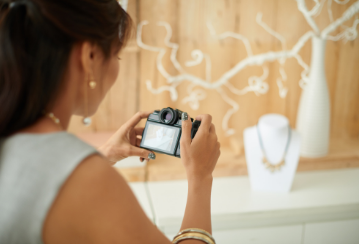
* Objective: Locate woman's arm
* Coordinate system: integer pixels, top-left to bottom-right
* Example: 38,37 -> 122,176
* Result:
178,114 -> 220,243
181,177 -> 213,232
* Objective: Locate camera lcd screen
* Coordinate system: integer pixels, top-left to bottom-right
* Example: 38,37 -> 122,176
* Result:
141,121 -> 180,154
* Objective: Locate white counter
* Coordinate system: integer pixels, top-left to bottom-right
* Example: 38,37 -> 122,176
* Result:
130,168 -> 359,244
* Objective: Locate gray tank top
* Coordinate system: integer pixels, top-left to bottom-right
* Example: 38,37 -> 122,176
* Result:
0,132 -> 98,244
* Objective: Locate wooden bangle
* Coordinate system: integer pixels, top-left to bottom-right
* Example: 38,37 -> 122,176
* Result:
172,232 -> 215,244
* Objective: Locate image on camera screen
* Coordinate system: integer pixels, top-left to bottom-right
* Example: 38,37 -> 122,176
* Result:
143,124 -> 176,153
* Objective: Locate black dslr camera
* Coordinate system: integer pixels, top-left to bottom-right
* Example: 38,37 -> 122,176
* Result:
140,107 -> 201,158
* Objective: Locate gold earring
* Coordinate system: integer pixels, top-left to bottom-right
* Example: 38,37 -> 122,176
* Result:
89,71 -> 96,89
82,76 -> 92,126
89,80 -> 96,89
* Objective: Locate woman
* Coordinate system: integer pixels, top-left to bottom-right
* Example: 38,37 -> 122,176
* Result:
0,0 -> 220,243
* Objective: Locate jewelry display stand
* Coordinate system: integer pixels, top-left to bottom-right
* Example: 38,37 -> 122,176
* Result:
243,114 -> 300,192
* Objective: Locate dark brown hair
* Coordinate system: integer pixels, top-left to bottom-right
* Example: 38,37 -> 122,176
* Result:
0,0 -> 131,136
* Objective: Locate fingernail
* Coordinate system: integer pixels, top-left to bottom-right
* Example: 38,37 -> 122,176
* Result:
148,152 -> 156,160
181,112 -> 188,121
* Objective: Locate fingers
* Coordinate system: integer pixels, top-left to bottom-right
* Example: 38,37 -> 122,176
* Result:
136,138 -> 142,147
139,157 -> 149,163
127,145 -> 152,159
180,113 -> 192,148
217,142 -> 221,159
134,127 -> 145,136
124,111 -> 153,130
195,114 -> 212,133
209,123 -> 216,134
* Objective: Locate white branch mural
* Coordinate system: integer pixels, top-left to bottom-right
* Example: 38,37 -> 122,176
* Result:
137,0 -> 359,137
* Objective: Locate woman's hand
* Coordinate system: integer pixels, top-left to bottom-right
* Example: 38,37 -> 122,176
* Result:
98,111 -> 154,164
180,113 -> 221,182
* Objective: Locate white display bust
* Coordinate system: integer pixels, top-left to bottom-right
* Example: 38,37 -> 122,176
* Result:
243,114 -> 300,192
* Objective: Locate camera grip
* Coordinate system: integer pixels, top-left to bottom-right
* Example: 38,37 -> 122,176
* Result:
190,120 -> 201,139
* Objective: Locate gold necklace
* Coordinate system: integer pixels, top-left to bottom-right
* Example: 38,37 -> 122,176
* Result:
47,113 -> 63,130
257,124 -> 291,172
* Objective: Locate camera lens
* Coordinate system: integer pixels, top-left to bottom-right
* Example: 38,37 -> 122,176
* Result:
159,108 -> 178,125
165,112 -> 172,121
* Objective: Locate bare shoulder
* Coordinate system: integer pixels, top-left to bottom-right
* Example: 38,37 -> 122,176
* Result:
43,155 -> 170,244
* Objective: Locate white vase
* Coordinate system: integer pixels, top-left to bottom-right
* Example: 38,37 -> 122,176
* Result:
296,36 -> 330,158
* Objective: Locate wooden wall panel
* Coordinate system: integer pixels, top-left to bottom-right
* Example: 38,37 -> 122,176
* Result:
138,0 -> 180,119
69,0 -> 359,145
332,36 -> 359,138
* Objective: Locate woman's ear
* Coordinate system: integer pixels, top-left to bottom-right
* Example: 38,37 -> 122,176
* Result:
80,42 -> 95,76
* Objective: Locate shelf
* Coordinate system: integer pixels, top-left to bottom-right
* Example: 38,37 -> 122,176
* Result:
75,132 -> 359,182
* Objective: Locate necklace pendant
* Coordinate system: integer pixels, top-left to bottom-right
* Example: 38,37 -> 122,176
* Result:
47,113 -> 62,129
257,124 -> 291,173
261,156 -> 285,173
262,156 -> 267,164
